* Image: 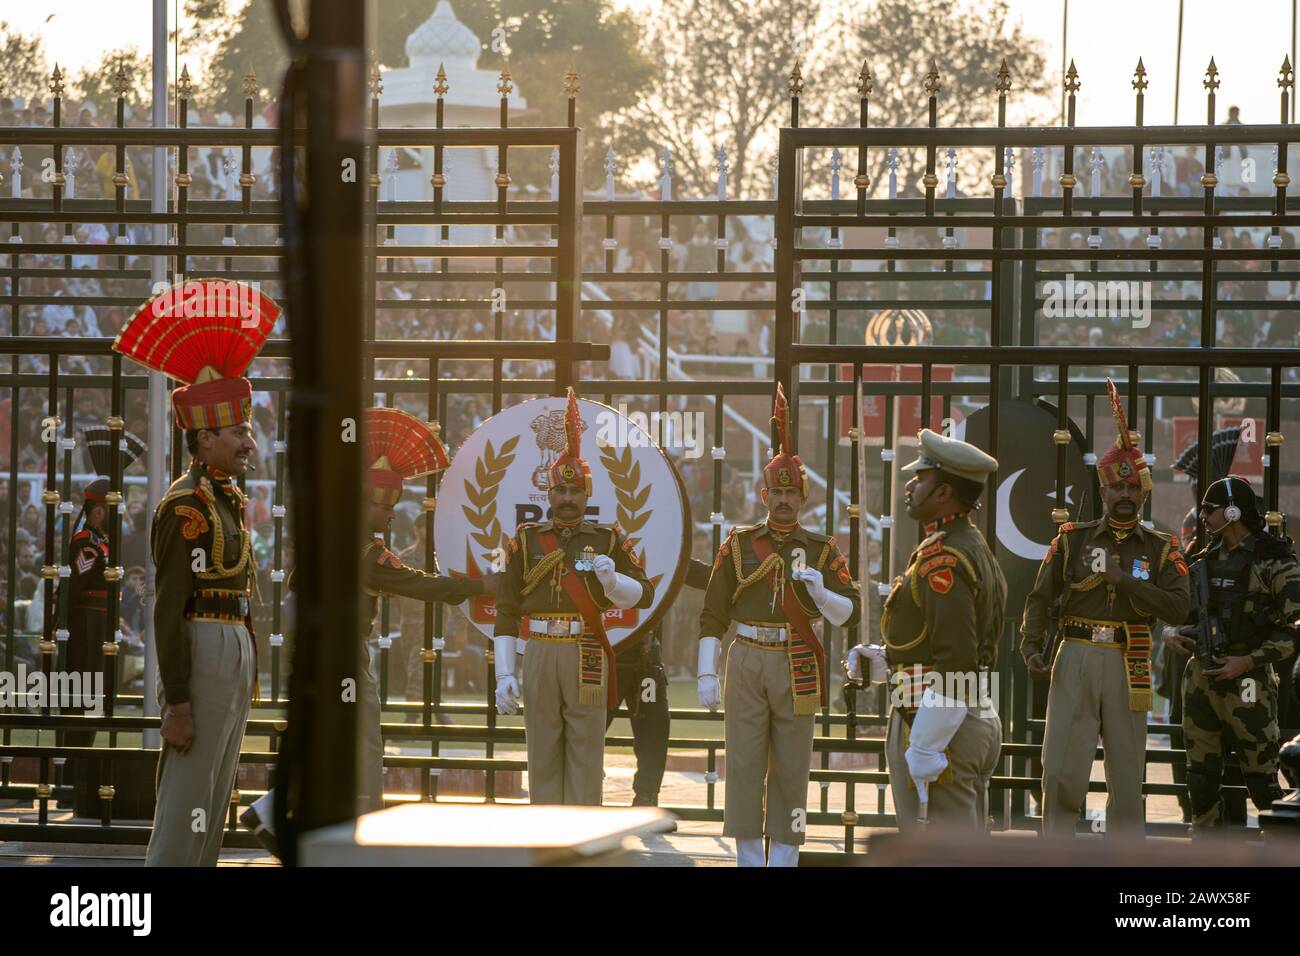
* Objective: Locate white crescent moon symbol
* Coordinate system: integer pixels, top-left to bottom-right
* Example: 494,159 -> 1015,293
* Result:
997,467 -> 1050,562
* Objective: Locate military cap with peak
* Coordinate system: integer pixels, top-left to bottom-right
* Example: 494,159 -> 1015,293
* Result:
900,428 -> 999,484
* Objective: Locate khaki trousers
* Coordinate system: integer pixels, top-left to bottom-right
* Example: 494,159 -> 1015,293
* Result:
357,651 -> 384,814
886,706 -> 1002,832
523,639 -> 606,805
146,621 -> 253,866
1040,640 -> 1149,836
722,640 -> 815,845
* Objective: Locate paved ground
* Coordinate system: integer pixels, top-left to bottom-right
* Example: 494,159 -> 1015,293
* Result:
1,727 -> 1234,866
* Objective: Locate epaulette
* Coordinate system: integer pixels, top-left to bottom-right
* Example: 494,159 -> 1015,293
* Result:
70,528 -> 93,543
1060,518 -> 1101,534
916,529 -> 948,559
800,527 -> 831,545
153,481 -> 203,519
733,522 -> 764,536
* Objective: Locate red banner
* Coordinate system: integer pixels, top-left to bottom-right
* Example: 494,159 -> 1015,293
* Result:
1170,416 -> 1264,481
837,364 -> 956,444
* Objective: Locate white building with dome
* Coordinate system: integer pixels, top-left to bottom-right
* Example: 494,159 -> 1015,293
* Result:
378,1 -> 529,246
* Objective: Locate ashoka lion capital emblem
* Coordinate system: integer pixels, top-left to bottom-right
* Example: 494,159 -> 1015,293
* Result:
531,407 -> 588,491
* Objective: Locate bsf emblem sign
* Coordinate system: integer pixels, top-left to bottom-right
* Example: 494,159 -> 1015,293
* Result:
434,397 -> 691,652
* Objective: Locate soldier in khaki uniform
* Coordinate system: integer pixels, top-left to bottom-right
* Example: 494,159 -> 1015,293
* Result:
847,428 -> 1005,832
1021,380 -> 1190,837
112,280 -> 279,866
493,388 -> 655,805
241,407 -> 490,855
697,384 -> 861,866
1163,476 -> 1300,830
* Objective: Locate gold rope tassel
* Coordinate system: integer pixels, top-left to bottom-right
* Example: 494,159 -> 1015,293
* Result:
731,552 -> 784,606
520,549 -> 565,598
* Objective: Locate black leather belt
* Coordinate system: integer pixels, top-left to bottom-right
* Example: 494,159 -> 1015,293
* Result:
185,592 -> 249,619
1061,622 -> 1125,643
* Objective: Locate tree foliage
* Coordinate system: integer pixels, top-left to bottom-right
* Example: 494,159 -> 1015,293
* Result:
193,0 -> 654,188
626,0 -> 1052,199
72,47 -> 154,121
0,21 -> 51,106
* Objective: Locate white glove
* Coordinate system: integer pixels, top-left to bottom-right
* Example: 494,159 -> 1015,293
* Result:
846,643 -> 889,684
697,636 -> 721,711
904,745 -> 949,786
592,554 -> 616,587
597,561 -> 645,609
793,567 -> 854,626
902,685 -> 968,785
493,636 -> 521,715
793,567 -> 826,603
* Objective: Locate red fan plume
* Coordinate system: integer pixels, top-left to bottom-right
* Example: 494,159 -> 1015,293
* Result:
563,386 -> 582,458
1106,378 -> 1135,451
772,382 -> 790,453
366,407 -> 448,479
114,279 -> 279,382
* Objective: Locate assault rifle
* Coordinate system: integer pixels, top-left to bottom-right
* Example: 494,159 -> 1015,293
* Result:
1189,558 -> 1229,673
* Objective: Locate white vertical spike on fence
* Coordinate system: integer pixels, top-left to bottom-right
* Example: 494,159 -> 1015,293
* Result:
945,147 -> 957,199
549,147 -> 560,201
10,147 -> 21,199
1150,145 -> 1162,198
1089,147 -> 1102,197
1215,144 -> 1225,197
716,145 -> 729,201
385,148 -> 398,203
830,147 -> 842,202
604,146 -> 617,202
1031,147 -> 1044,197
1004,147 -> 1015,198
659,146 -> 673,201
886,148 -> 899,200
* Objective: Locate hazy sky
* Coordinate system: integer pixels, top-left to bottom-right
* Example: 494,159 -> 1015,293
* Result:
7,0 -> 1298,124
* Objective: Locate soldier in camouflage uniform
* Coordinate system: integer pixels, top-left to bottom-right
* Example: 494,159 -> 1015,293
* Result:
1162,476 -> 1300,830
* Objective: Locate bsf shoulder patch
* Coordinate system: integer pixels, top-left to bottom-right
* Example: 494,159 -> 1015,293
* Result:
918,554 -> 958,578
927,567 -> 954,594
175,504 -> 209,541
829,551 -> 851,586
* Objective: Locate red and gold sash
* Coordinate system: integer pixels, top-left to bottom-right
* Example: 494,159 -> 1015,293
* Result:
536,529 -> 618,708
749,534 -> 826,715
1123,623 -> 1152,712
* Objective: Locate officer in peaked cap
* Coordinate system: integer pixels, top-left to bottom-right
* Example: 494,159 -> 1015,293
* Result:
847,427 -> 1006,833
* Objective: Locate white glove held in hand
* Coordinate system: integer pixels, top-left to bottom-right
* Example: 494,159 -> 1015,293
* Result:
697,636 -> 722,711
904,745 -> 948,786
493,636 -> 522,715
592,554 -> 616,586
846,643 -> 889,683
792,567 -> 826,603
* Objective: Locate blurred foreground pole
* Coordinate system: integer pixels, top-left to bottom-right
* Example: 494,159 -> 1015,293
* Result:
274,0 -> 369,865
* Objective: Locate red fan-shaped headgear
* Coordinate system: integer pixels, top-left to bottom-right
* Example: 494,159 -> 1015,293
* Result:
1096,378 -> 1152,491
762,382 -> 809,498
365,407 -> 449,506
113,278 -> 279,429
547,387 -> 592,496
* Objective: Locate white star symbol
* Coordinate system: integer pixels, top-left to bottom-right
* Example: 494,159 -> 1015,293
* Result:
1044,484 -> 1074,506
